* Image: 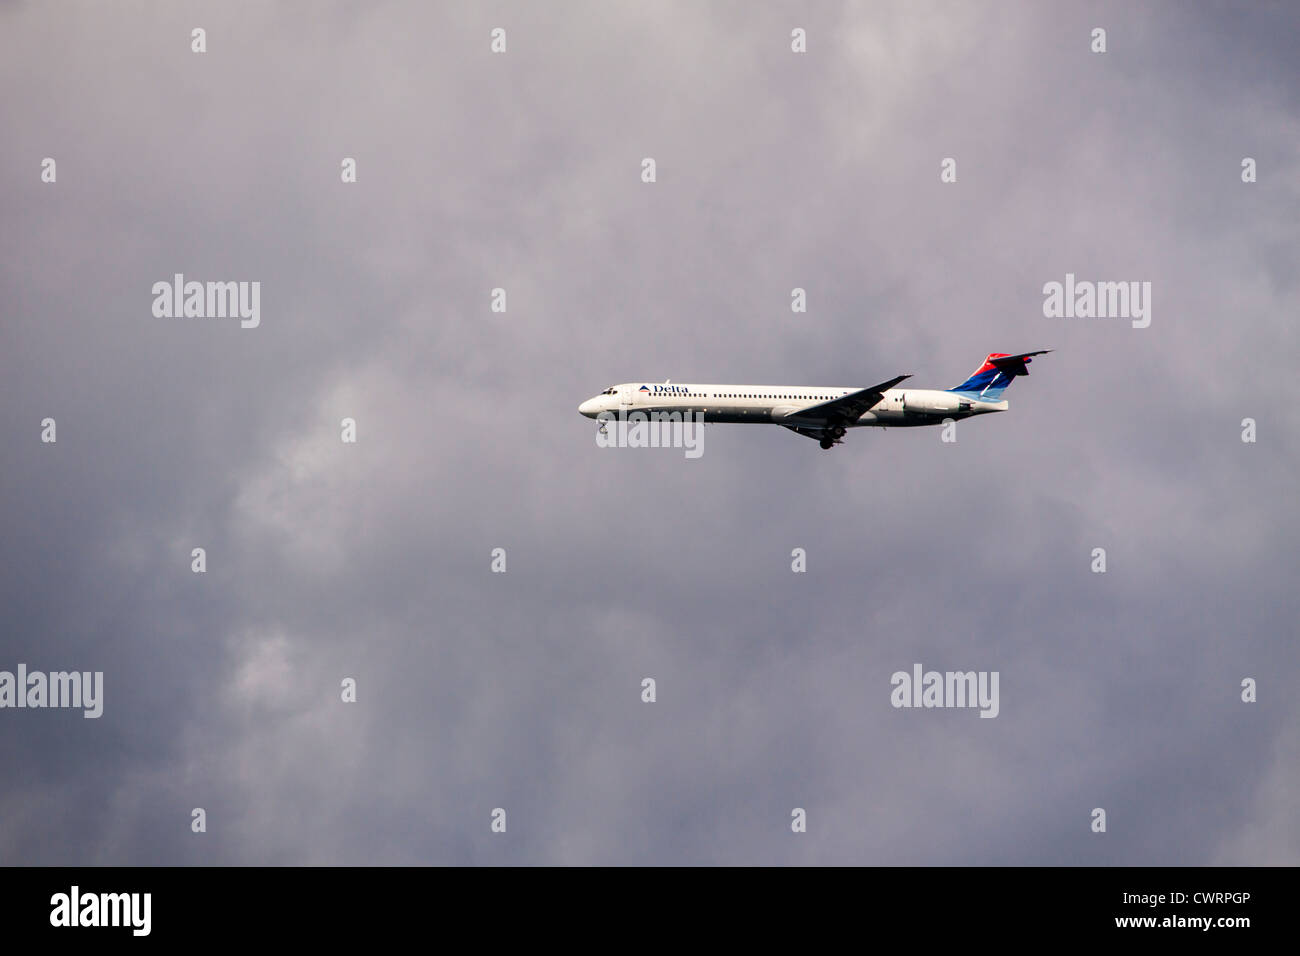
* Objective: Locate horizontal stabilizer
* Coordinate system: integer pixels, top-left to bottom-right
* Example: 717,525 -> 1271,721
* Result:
988,349 -> 1052,378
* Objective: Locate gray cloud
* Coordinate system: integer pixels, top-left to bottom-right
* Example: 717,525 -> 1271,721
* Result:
1,0 -> 1297,865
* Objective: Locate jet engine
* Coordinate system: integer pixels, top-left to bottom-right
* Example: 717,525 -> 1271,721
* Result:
903,392 -> 966,416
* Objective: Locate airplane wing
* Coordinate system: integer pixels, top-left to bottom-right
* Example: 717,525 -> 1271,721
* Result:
791,374 -> 911,424
781,424 -> 830,442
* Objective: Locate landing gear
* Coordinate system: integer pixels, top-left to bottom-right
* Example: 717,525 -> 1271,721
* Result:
819,425 -> 846,449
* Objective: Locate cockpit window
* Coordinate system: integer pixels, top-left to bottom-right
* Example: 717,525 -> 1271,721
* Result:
602,387 -> 616,395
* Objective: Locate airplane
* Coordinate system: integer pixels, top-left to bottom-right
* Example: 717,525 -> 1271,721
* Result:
578,350 -> 1052,449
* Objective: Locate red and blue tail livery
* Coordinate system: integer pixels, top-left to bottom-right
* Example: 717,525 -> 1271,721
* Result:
948,350 -> 1052,400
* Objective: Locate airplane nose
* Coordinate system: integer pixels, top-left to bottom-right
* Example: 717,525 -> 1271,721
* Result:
578,399 -> 597,417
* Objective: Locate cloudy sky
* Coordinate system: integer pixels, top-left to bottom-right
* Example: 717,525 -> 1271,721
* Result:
2,0 -> 1296,865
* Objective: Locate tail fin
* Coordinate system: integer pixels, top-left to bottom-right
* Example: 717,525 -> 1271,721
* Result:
948,350 -> 1052,399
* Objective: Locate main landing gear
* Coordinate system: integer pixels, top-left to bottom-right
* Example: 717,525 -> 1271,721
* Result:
819,425 -> 846,450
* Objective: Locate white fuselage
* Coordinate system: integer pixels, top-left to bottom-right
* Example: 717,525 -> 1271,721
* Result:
578,384 -> 1008,428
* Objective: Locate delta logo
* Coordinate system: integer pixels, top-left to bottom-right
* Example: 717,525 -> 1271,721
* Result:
640,385 -> 689,393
